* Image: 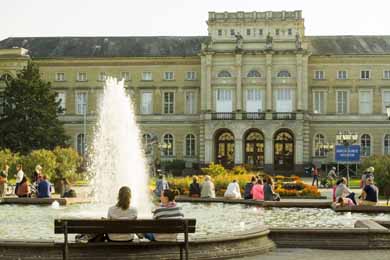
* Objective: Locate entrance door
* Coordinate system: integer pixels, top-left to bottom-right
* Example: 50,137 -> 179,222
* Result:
244,130 -> 264,169
215,130 -> 234,167
274,130 -> 294,170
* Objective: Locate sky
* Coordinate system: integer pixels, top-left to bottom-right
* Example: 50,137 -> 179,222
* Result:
1,0 -> 390,40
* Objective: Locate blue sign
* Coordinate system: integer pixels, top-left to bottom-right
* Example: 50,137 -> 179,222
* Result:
335,145 -> 361,162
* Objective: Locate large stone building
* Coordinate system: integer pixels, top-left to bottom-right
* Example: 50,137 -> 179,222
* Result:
1,10 -> 390,173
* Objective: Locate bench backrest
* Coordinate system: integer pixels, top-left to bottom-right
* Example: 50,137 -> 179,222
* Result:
54,219 -> 196,234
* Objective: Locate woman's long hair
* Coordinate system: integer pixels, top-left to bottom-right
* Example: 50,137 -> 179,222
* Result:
116,186 -> 131,210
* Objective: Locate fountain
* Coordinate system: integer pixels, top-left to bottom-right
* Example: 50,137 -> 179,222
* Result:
88,77 -> 152,216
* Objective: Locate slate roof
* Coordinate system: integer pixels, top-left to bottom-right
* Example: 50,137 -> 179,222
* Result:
0,36 -> 209,58
1,35 -> 390,58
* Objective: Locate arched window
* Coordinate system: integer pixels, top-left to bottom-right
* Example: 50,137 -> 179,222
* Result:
314,134 -> 326,157
247,70 -> 261,78
185,134 -> 196,157
277,70 -> 291,78
76,133 -> 85,156
217,70 -> 232,78
142,133 -> 152,154
385,134 -> 390,155
162,134 -> 174,156
0,73 -> 12,81
215,129 -> 235,167
361,134 -> 371,157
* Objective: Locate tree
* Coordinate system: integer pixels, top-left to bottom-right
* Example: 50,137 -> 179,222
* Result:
0,62 -> 69,154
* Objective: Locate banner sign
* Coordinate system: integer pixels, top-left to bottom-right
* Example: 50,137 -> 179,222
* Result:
335,145 -> 361,162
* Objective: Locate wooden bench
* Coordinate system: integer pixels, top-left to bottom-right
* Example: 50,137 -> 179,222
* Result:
54,218 -> 196,260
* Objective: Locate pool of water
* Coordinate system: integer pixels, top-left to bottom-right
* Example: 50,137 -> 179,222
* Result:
1,202 -> 389,241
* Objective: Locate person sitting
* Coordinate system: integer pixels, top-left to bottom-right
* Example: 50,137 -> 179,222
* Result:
335,177 -> 357,205
16,176 -> 30,198
32,165 -> 42,184
145,189 -> 183,241
359,177 -> 378,206
243,176 -> 257,200
224,180 -> 241,199
61,178 -> 77,198
251,179 -> 264,201
107,186 -> 138,241
37,175 -> 51,198
189,176 -> 201,198
264,176 -> 280,201
200,175 -> 215,198
336,197 -> 355,207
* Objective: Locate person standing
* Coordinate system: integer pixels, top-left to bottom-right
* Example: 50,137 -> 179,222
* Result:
15,164 -> 24,195
311,165 -> 319,187
200,175 -> 216,198
0,164 -> 9,197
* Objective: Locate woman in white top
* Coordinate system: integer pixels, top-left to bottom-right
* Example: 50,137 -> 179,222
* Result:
224,180 -> 241,199
107,186 -> 138,241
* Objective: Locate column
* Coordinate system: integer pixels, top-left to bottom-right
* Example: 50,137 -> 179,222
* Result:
235,54 -> 243,111
296,53 -> 303,111
264,134 -> 273,171
302,55 -> 309,111
206,54 -> 213,111
266,53 -> 273,111
234,138 -> 243,164
204,138 -> 213,163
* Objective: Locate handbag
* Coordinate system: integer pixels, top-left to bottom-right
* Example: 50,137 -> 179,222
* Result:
0,176 -> 6,185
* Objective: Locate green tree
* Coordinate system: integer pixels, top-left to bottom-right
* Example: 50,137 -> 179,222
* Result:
0,62 -> 69,154
21,149 -> 57,181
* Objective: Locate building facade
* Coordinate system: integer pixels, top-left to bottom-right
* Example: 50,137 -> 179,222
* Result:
1,10 -> 390,173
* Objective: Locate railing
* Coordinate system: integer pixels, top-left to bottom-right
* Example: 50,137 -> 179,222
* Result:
242,112 -> 266,120
272,112 -> 296,120
211,112 -> 235,120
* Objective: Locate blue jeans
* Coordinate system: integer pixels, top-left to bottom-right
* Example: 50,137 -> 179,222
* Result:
144,233 -> 155,241
312,176 -> 319,186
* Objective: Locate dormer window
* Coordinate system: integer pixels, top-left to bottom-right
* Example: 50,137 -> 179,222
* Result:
277,70 -> 291,78
217,70 -> 232,78
247,70 -> 261,78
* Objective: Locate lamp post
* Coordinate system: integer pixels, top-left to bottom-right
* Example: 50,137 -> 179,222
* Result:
336,130 -> 358,186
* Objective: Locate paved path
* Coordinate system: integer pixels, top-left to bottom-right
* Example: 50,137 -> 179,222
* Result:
237,248 -> 390,260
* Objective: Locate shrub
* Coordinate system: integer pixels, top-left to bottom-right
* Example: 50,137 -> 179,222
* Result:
21,149 -> 57,181
231,165 -> 248,175
282,182 -> 305,191
201,163 -> 228,177
0,149 -> 20,178
361,155 -> 390,194
53,146 -> 82,181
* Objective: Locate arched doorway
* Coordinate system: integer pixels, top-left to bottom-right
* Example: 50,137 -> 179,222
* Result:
244,129 -> 264,169
215,129 -> 234,167
274,129 -> 294,171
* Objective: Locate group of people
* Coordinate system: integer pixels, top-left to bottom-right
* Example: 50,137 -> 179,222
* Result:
243,176 -> 280,201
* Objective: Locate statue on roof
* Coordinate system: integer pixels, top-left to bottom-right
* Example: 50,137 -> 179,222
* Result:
235,33 -> 244,50
295,33 -> 302,50
266,32 -> 273,50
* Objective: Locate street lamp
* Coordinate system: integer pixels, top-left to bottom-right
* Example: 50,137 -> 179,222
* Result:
336,130 -> 358,186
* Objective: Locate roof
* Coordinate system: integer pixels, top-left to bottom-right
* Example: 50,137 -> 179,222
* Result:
307,36 -> 390,55
1,35 -> 390,58
0,37 -> 208,58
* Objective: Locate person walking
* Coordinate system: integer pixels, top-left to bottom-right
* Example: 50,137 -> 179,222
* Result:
311,165 -> 319,187
0,164 -> 9,198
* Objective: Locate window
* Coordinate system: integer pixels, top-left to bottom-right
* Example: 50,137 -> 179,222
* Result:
277,70 -> 291,78
360,70 -> 370,80
76,133 -> 85,156
76,92 -> 87,115
142,72 -> 153,81
383,90 -> 390,113
275,29 -> 280,36
164,72 -> 174,81
246,28 -> 251,36
247,70 -> 261,78
162,134 -> 174,156
55,92 -> 66,114
276,88 -> 293,112
121,72 -> 131,81
313,91 -> 325,114
186,71 -> 196,80
314,134 -> 326,157
77,72 -> 87,82
384,70 -> 390,80
140,92 -> 153,114
336,90 -> 348,114
217,70 -> 232,78
259,29 -> 263,36
384,134 -> 390,155
359,90 -> 372,114
218,29 -> 222,36
246,88 -> 263,112
98,72 -> 107,81
163,92 -> 174,114
288,28 -> 292,35
185,91 -> 196,114
55,72 -> 65,82
216,89 -> 233,112
361,134 -> 371,157
185,134 -> 196,157
337,70 -> 347,80
230,29 -> 235,36
314,70 -> 325,80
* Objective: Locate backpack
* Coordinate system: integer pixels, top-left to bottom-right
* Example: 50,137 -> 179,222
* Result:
244,183 -> 253,199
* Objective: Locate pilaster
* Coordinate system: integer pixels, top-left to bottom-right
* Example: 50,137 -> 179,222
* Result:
296,53 -> 303,111
235,54 -> 243,111
266,52 -> 273,111
206,54 -> 213,111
